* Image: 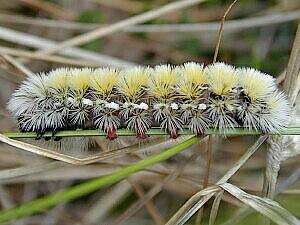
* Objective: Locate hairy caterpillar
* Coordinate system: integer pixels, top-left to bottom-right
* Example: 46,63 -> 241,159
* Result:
7,62 -> 290,140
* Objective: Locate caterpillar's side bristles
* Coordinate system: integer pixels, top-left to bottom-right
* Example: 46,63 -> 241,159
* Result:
150,65 -> 183,138
205,63 -> 239,132
177,62 -> 210,135
89,68 -> 120,140
118,67 -> 152,139
236,67 -> 282,131
7,62 -> 291,141
259,91 -> 291,133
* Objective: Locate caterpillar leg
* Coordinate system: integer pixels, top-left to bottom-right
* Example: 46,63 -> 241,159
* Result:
52,130 -> 62,141
35,129 -> 46,140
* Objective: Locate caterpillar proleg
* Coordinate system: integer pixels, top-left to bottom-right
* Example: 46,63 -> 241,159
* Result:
7,62 -> 291,140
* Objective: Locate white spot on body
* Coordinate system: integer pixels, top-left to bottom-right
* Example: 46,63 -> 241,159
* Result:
105,102 -> 120,110
82,98 -> 93,106
170,103 -> 179,110
138,102 -> 149,110
198,103 -> 207,110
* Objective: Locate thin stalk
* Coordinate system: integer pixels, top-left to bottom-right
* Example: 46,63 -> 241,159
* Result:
0,136 -> 202,224
3,127 -> 300,139
213,0 -> 238,63
195,135 -> 213,225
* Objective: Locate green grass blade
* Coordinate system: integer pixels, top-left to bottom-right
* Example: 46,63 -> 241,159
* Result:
3,127 -> 300,139
0,136 -> 202,224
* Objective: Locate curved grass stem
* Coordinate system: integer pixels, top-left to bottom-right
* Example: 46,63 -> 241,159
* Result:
0,136 -> 202,224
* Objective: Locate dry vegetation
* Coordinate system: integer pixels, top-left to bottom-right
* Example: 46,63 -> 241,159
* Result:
0,0 -> 299,225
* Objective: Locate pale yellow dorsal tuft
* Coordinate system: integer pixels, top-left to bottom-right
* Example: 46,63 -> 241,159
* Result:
90,68 -> 119,97
118,67 -> 150,102
46,68 -> 69,90
238,68 -> 276,100
149,65 -> 177,100
69,68 -> 93,91
205,62 -> 238,96
177,62 -> 206,99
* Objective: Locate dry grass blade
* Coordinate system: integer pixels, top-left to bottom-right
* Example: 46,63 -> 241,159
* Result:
166,135 -> 267,225
128,180 -> 165,225
0,54 -> 34,77
209,190 -> 224,225
128,10 -> 300,33
284,22 -> 300,104
0,26 -> 135,68
0,133 -> 182,165
0,46 -> 102,67
34,0 -> 207,56
166,188 -> 219,225
0,162 -> 66,180
195,135 -> 212,225
263,21 -> 300,225
220,183 -> 300,225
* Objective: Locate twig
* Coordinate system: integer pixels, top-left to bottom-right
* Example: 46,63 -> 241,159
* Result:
213,0 -> 238,63
3,127 -> 300,138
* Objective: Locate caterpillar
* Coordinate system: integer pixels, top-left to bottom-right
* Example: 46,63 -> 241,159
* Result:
7,62 -> 291,140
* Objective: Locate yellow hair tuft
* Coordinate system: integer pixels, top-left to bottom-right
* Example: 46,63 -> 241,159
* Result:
47,68 -> 69,90
177,62 -> 206,99
90,68 -> 119,97
205,62 -> 238,96
238,68 -> 276,100
149,65 -> 177,100
69,68 -> 93,91
118,67 -> 150,102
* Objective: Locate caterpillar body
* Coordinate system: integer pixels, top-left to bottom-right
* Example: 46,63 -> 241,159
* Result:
7,62 -> 291,140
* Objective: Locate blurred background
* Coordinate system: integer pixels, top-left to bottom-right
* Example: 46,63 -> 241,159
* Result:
0,0 -> 299,224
